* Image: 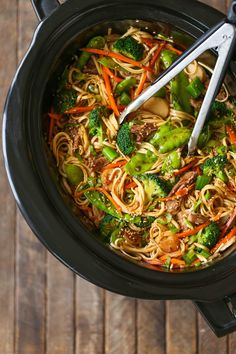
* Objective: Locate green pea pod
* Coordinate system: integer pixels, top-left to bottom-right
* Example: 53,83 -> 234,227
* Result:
115,77 -> 136,95
77,36 -> 105,69
64,164 -> 83,185
98,57 -> 125,71
119,92 -> 131,105
158,127 -> 191,153
186,76 -> 204,99
153,87 -> 166,98
149,124 -> 174,147
197,126 -> 211,149
160,50 -> 192,114
162,150 -> 181,173
125,151 -> 157,176
102,146 -> 119,162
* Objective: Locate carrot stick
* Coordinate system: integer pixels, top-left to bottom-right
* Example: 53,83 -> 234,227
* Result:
48,112 -> 62,120
102,160 -> 127,170
226,125 -> 236,147
176,221 -> 210,239
145,258 -> 164,265
211,226 -> 236,254
170,258 -> 186,266
141,37 -> 156,48
65,105 -> 95,114
125,181 -> 137,189
150,42 -> 166,68
134,71 -> 147,97
174,159 -> 198,176
103,66 -> 123,83
158,184 -> 194,202
102,66 -> 120,117
166,44 -> 183,56
79,47 -> 153,72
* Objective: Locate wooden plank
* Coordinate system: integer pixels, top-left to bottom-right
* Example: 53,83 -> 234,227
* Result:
105,292 -> 136,354
198,313 -> 227,353
15,2 -> 47,354
137,300 -> 165,354
228,332 -> 236,354
166,300 -> 197,354
46,254 -> 75,354
75,277 -> 104,354
15,215 -> 46,354
0,1 -> 17,353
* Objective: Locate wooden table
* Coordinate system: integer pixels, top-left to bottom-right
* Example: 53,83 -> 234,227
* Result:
0,1 -> 235,353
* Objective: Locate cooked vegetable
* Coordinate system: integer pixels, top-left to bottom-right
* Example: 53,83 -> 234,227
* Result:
89,107 -> 108,143
115,77 -> 136,95
202,154 -> 228,182
142,97 -> 169,118
119,91 -> 131,105
113,36 -> 144,61
186,76 -> 204,99
64,164 -> 83,185
211,101 -> 232,118
99,215 -> 121,242
138,174 -> 171,200
54,88 -> 77,113
198,222 -> 220,249
195,175 -> 212,190
162,151 -> 181,173
158,127 -> 192,154
117,123 -> 135,155
183,249 -> 197,265
77,36 -> 105,69
125,151 -> 157,175
197,125 -> 211,149
149,124 -> 174,146
102,146 -> 119,162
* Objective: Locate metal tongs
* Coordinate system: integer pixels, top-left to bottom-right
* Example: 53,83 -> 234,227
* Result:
119,1 -> 236,154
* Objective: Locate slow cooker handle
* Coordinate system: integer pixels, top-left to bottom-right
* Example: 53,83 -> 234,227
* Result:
31,0 -> 60,21
195,294 -> 236,337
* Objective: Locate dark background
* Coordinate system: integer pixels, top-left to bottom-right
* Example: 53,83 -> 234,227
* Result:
0,0 -> 234,353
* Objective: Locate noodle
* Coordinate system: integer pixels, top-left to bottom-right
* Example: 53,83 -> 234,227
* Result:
48,26 -> 236,270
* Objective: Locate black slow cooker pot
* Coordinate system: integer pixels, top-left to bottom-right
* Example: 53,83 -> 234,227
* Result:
3,0 -> 236,337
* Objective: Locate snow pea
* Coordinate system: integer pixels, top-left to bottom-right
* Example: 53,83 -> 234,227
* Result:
158,127 -> 191,153
149,124 -> 174,147
115,77 -> 136,95
125,151 -> 157,176
161,150 -> 181,173
64,164 -> 83,185
160,50 -> 192,114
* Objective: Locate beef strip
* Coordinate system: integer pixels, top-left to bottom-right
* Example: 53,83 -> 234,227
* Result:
169,171 -> 197,197
87,156 -> 108,172
187,212 -> 208,225
131,122 -> 157,143
165,199 -> 180,213
123,228 -> 141,247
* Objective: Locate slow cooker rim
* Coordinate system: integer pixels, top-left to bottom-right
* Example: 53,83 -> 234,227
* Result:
3,0 -> 236,301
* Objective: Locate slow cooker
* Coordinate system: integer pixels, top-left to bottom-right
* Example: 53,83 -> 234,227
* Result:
3,0 -> 236,336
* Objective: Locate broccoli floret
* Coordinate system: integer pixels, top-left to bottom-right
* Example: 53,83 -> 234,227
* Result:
53,88 -> 77,113
198,222 -> 220,249
211,101 -> 232,118
202,154 -> 228,182
138,174 -> 171,200
99,215 -> 120,243
89,106 -> 108,143
117,122 -> 135,155
113,36 -> 144,61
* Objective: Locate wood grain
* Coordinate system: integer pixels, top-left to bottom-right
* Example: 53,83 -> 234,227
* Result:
137,300 -> 165,354
75,277 -> 104,354
0,1 -> 17,353
166,300 -> 197,354
46,254 -> 75,354
198,313 -> 227,354
105,293 -> 136,354
15,2 -> 46,354
200,0 -> 226,12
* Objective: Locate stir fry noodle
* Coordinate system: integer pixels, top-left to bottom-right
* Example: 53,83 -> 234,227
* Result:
48,26 -> 236,270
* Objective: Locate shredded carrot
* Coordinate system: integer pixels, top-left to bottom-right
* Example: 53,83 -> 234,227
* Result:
75,187 -> 122,212
48,112 -> 62,120
79,47 -> 153,72
103,66 -> 123,83
150,42 -> 166,68
102,66 -> 120,117
170,258 -> 186,266
65,105 -> 95,114
125,181 -> 137,189
158,184 -> 194,202
145,258 -> 164,265
102,160 -> 127,170
176,221 -> 210,239
141,37 -> 156,48
134,71 -> 147,97
211,226 -> 236,254
174,159 -> 198,176
191,259 -> 201,266
226,125 -> 236,147
166,44 -> 183,56
130,88 -> 135,101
